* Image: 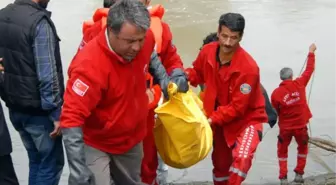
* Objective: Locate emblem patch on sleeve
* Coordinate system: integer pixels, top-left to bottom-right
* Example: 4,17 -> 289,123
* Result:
240,83 -> 251,94
72,79 -> 89,97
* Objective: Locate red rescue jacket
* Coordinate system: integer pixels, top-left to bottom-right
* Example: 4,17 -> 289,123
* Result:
60,30 -> 156,154
271,53 -> 315,130
186,42 -> 267,146
79,5 -> 183,110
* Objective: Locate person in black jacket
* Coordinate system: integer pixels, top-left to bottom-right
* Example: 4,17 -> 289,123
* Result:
0,0 -> 65,184
0,58 -> 19,185
199,32 -> 278,128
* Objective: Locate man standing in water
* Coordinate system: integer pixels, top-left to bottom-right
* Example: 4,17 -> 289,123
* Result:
186,13 -> 267,185
271,44 -> 316,185
0,0 -> 65,184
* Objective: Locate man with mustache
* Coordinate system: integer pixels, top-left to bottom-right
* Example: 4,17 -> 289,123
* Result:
199,32 -> 278,129
186,13 -> 267,185
0,0 -> 65,184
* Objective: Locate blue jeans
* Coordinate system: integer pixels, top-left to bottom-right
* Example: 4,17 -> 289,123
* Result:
9,110 -> 64,185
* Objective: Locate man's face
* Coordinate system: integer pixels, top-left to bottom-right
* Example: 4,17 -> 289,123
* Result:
108,22 -> 146,61
37,0 -> 50,9
217,25 -> 242,54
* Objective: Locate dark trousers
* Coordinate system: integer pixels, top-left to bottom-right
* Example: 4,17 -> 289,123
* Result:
0,154 -> 19,185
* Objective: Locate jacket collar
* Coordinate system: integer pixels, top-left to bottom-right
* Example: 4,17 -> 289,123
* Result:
280,79 -> 293,86
207,42 -> 243,71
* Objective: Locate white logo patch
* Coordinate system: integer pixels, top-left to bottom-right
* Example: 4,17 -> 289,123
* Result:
72,79 -> 89,97
240,83 -> 251,94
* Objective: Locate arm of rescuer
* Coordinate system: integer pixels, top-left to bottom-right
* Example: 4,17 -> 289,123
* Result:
295,44 -> 316,87
160,23 -> 189,93
185,49 -> 206,87
148,50 -> 170,99
261,84 -> 278,128
60,62 -> 103,184
209,73 -> 260,125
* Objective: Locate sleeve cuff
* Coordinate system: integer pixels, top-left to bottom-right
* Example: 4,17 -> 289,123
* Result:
50,106 -> 62,121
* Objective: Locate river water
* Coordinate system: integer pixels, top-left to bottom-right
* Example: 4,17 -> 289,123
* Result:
0,0 -> 335,184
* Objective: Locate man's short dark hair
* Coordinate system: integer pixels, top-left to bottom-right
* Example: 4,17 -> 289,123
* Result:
218,13 -> 245,36
104,0 -> 117,8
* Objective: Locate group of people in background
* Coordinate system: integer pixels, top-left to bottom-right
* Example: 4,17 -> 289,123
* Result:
0,0 -> 316,185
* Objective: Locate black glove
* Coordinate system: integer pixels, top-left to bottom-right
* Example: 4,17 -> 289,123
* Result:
170,68 -> 189,93
261,84 -> 278,128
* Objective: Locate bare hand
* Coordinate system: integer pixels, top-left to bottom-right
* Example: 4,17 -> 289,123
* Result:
0,58 -> 4,72
309,43 -> 317,53
50,121 -> 61,138
146,88 -> 154,104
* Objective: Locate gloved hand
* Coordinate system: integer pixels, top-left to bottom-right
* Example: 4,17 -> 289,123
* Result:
169,68 -> 189,93
62,127 -> 95,185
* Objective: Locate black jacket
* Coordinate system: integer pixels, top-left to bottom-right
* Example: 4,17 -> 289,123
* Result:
261,84 -> 278,128
0,0 -> 64,115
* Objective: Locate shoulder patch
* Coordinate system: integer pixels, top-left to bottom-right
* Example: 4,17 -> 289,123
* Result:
240,83 -> 251,94
72,79 -> 89,97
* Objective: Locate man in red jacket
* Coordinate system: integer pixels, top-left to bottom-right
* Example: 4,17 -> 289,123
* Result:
271,44 -> 316,185
78,2 -> 188,184
60,1 -> 161,184
186,13 -> 267,185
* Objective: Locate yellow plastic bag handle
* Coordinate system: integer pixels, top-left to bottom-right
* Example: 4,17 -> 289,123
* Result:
168,82 -> 178,97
